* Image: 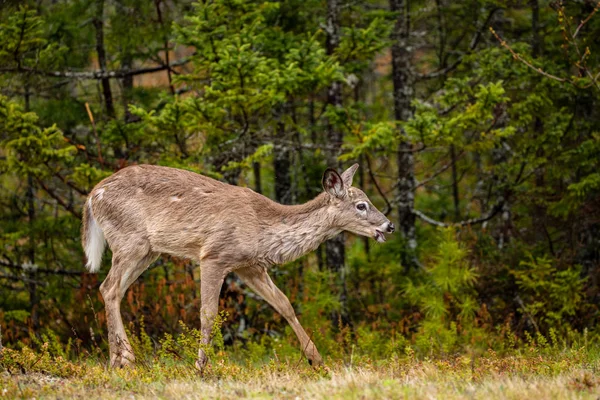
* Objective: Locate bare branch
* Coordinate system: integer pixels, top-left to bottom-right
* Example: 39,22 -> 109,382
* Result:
414,151 -> 462,189
418,58 -> 462,80
0,260 -> 83,276
0,272 -> 48,286
411,208 -> 447,227
45,164 -> 88,196
0,58 -> 191,80
35,177 -> 82,219
413,197 -> 504,227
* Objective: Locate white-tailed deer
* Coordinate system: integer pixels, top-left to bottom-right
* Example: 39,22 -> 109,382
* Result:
81,163 -> 394,371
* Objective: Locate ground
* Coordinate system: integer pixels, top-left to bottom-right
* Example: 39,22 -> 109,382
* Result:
1,352 -> 599,399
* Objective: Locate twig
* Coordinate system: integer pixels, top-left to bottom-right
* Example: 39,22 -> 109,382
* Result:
573,1 -> 600,38
365,155 -> 392,216
490,27 -> 567,83
491,9 -> 600,93
85,103 -> 104,166
560,3 -> 600,92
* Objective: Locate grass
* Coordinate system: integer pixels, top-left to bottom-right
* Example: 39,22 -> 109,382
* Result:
2,348 -> 600,399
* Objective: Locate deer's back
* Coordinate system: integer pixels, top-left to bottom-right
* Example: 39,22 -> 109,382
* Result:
89,165 -> 263,264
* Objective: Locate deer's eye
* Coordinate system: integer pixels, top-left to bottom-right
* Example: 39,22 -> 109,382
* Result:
356,203 -> 367,212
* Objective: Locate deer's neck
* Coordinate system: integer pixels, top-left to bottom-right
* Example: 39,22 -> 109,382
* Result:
259,193 -> 340,265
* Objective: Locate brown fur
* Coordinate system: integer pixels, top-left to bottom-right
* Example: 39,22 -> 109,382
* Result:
82,164 -> 392,370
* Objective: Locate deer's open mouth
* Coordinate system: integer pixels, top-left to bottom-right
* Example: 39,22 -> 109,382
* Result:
374,230 -> 386,243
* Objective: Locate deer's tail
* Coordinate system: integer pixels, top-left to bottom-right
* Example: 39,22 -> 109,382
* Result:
81,198 -> 106,273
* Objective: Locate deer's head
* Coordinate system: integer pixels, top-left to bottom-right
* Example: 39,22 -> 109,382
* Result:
322,164 -> 395,243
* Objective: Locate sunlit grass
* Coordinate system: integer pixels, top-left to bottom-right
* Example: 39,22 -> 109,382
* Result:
2,346 -> 599,399
2,319 -> 599,399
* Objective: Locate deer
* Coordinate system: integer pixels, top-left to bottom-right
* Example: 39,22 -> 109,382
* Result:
81,163 -> 395,371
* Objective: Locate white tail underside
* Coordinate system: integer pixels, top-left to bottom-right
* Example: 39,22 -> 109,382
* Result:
85,200 -> 106,273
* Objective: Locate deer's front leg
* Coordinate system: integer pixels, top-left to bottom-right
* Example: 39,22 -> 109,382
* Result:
196,263 -> 226,373
236,266 -> 323,368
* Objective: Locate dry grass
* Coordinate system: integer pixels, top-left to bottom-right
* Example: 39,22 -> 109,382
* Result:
2,353 -> 599,399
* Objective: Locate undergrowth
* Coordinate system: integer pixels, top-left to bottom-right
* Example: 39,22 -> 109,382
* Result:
1,320 -> 600,399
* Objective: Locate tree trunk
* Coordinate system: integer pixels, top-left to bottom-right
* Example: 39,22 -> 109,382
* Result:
308,98 -> 325,271
23,91 -> 39,333
531,0 -> 547,245
358,154 -> 371,260
274,116 -> 293,204
155,0 -> 175,95
531,0 -> 541,58
253,161 -> 262,194
451,144 -> 460,221
390,0 -> 417,266
27,175 -> 39,332
325,0 -> 345,276
324,0 -> 349,327
122,55 -> 134,123
94,0 -> 115,118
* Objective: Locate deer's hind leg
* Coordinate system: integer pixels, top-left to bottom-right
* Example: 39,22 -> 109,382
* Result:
100,238 -> 158,368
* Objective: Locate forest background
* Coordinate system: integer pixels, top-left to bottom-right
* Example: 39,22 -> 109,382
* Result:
1,0 -> 600,374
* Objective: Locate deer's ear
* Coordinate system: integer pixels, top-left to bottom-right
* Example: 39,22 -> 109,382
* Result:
322,168 -> 346,198
341,163 -> 359,187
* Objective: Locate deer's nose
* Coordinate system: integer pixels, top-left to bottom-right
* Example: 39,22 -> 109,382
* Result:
387,222 -> 395,233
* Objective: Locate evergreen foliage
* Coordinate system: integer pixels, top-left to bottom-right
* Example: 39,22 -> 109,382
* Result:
0,0 -> 599,369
